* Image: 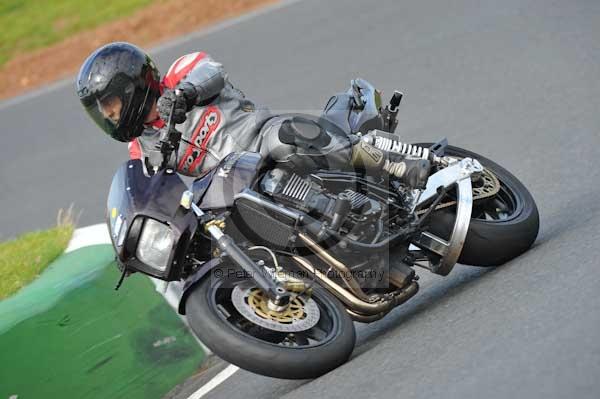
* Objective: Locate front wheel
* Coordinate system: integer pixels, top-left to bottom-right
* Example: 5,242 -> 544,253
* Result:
417,144 -> 540,266
185,266 -> 356,379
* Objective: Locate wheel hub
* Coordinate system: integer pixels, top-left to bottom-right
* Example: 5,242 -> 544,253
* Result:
472,168 -> 500,198
231,284 -> 320,332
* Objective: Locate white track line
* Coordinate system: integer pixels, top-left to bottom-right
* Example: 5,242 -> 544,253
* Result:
187,365 -> 240,399
65,223 -> 111,253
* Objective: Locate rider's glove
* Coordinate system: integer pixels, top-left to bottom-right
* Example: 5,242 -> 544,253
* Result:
157,82 -> 198,124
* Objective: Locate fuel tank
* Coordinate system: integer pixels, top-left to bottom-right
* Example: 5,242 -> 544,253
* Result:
191,152 -> 265,209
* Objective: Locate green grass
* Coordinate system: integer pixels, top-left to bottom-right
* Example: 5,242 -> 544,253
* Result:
0,218 -> 74,300
0,0 -> 154,67
0,245 -> 205,399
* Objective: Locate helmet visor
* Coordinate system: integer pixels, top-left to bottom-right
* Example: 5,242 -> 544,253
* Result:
97,95 -> 123,127
81,79 -> 136,142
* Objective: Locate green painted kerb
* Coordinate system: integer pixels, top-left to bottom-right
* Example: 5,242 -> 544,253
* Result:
0,245 -> 204,399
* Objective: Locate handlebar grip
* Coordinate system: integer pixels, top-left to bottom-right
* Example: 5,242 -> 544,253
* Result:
389,91 -> 403,110
160,89 -> 184,142
350,79 -> 365,109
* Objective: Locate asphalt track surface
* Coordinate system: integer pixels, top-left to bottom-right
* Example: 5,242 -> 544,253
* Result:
1,0 -> 599,398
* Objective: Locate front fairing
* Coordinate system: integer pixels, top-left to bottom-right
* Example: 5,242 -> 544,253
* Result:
106,160 -> 198,280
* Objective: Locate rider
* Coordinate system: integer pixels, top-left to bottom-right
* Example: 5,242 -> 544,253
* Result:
76,42 -> 429,187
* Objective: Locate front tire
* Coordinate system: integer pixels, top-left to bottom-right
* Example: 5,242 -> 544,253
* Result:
185,267 -> 356,379
417,144 -> 540,266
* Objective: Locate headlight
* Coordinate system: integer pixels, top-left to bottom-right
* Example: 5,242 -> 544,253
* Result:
136,219 -> 175,271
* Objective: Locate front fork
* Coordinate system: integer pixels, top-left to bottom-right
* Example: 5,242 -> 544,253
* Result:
185,199 -> 291,306
410,157 -> 483,276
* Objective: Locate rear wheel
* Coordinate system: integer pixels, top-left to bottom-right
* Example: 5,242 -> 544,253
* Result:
185,266 -> 356,379
417,144 -> 540,266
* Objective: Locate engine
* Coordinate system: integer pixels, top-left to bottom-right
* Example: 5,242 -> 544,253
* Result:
259,168 -> 382,227
225,167 -> 390,253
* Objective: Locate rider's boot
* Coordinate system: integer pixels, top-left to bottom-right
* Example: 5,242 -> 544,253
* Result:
351,139 -> 431,189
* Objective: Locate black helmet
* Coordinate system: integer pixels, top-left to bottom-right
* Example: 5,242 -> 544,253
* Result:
76,42 -> 161,142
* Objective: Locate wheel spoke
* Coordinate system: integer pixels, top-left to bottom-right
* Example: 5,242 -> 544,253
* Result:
289,333 -> 311,346
493,198 -> 509,213
302,323 -> 329,341
473,182 -> 519,222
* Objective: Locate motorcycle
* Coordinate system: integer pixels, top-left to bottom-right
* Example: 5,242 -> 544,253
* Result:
106,80 -> 539,379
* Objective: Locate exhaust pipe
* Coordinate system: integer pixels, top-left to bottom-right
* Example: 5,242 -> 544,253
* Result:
291,255 -> 418,316
297,232 -> 371,302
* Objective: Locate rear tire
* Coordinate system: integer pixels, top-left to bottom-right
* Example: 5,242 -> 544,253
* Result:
417,144 -> 540,266
185,267 -> 356,379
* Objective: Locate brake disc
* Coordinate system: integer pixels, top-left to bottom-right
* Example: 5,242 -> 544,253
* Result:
416,167 -> 500,215
231,283 -> 321,333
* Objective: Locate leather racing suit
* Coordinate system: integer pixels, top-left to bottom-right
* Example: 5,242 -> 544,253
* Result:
128,52 -> 352,176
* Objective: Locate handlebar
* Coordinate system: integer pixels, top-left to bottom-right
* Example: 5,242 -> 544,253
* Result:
156,89 -> 183,171
158,89 -> 182,142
